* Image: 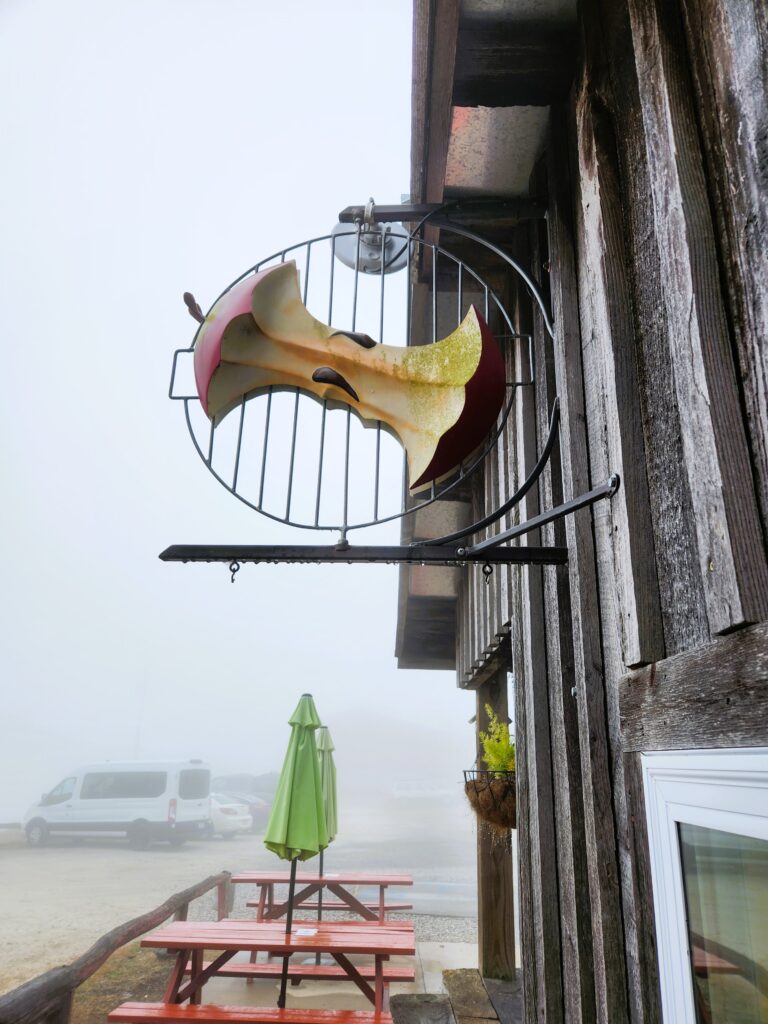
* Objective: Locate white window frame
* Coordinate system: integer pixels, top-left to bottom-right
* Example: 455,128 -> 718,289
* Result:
642,746 -> 768,1023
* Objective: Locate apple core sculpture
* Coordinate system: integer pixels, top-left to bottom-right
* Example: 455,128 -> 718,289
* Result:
194,261 -> 506,494
162,201 -> 619,572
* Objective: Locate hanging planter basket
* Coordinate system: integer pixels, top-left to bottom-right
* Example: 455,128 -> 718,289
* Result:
464,769 -> 517,830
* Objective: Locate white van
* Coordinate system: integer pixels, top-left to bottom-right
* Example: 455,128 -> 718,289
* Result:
22,761 -> 211,848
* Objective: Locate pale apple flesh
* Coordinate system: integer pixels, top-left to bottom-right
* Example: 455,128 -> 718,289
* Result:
193,261 -> 506,492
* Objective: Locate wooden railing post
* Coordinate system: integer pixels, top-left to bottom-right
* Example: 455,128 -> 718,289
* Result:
217,878 -> 233,920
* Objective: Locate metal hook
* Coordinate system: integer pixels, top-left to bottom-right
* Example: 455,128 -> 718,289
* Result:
229,560 -> 241,583
483,563 -> 493,584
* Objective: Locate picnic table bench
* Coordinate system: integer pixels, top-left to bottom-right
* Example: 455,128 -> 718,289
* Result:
138,918 -> 415,1013
110,1006 -> 393,1024
230,872 -> 413,924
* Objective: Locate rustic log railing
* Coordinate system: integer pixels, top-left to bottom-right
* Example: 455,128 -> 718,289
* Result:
0,871 -> 232,1024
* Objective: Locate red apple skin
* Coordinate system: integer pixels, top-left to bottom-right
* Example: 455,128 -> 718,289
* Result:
410,310 -> 506,489
193,267 -> 276,416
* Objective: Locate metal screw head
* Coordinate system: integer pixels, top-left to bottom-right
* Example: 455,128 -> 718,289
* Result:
570,686 -> 577,698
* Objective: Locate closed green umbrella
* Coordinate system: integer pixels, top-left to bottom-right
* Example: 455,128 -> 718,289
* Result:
315,726 -> 337,959
263,694 -> 328,1007
317,726 -> 337,845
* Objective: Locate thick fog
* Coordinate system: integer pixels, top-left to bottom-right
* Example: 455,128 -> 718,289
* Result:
0,1 -> 478,824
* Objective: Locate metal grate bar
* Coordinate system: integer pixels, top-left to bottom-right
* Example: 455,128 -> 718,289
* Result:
314,400 -> 328,527
379,229 -> 386,342
285,388 -> 301,519
206,417 -> 215,465
328,235 -> 336,322
343,407 -> 351,532
373,423 -> 381,521
432,246 -> 437,343
457,263 -> 463,326
351,227 -> 361,331
232,397 -> 246,491
303,243 -> 311,304
258,386 -> 273,509
405,228 -> 412,343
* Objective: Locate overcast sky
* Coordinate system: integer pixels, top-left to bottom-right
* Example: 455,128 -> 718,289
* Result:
0,0 -> 479,821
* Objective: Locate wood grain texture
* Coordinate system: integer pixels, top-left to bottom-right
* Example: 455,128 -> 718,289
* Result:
475,672 -> 516,981
571,63 -> 664,670
627,0 -> 768,634
512,252 -> 563,1023
452,22 -> 575,107
594,0 -> 708,658
443,969 -> 497,1019
679,0 -> 768,542
621,753 -> 662,1022
391,996 -> 455,1024
574,6 -> 675,1017
411,0 -> 460,207
619,622 -> 768,752
531,179 -> 596,1024
547,100 -> 628,1024
509,582 -> 536,1024
391,996 -> 456,1024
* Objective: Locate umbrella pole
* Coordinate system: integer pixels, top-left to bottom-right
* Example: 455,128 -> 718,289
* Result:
277,857 -> 298,1008
315,849 -> 324,966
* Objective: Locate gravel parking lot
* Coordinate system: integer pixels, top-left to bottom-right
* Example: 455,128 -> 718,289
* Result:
0,796 -> 478,995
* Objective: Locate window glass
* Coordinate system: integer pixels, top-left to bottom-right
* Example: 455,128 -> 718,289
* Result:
179,769 -> 210,800
43,777 -> 76,805
81,772 -> 167,799
679,822 -> 768,1023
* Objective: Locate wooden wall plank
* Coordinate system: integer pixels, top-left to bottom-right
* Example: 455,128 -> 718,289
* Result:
530,183 -> 596,1024
546,103 -> 628,1024
621,754 -> 662,1020
572,5 -> 677,1014
410,0 -> 460,205
679,0 -> 768,541
620,622 -> 768,752
627,0 -> 768,634
571,52 -> 664,671
512,242 -> 563,1023
592,0 -> 709,657
509,589 -> 536,1024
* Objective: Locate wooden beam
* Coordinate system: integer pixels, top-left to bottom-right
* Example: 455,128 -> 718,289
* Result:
511,239 -> 563,1023
592,0 -> 709,657
530,162 -> 596,1024
619,621 -> 768,752
475,670 -> 516,981
546,101 -> 629,1023
411,0 -> 460,206
627,0 -> 768,634
678,0 -> 768,544
453,23 -> 575,107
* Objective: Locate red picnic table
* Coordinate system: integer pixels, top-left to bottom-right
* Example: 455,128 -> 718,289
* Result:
135,918 -> 416,1014
230,872 -> 414,924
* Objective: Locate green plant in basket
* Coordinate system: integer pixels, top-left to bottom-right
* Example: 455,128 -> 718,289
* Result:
479,705 -> 516,773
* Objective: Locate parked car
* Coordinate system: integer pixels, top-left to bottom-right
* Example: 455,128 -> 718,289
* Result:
22,761 -> 211,848
219,792 -> 270,832
206,793 -> 252,839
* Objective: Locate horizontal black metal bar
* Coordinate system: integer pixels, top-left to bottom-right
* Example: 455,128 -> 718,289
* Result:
463,475 -> 621,554
338,200 -> 547,225
158,543 -> 568,566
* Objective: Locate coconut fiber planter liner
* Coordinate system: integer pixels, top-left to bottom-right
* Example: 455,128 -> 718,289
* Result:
464,770 -> 516,829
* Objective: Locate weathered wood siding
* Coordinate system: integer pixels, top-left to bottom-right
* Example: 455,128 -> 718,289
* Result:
451,0 -> 768,1020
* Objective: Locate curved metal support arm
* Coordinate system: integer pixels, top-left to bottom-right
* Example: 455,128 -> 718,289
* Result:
420,398 -> 560,547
